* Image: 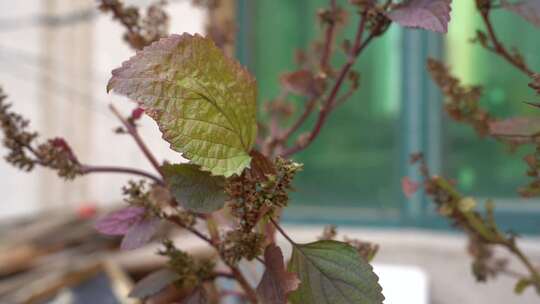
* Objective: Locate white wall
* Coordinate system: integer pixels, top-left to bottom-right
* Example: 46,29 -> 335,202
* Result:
0,0 -> 206,218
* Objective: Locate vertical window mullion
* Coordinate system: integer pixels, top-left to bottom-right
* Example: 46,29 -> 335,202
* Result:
400,30 -> 443,226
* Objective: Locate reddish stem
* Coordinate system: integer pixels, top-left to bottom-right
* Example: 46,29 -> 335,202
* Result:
230,266 -> 258,303
80,165 -> 164,185
479,9 -> 534,76
320,0 -> 338,71
283,13 -> 372,157
165,214 -> 258,303
269,217 -> 296,245
278,97 -> 318,144
109,105 -> 164,177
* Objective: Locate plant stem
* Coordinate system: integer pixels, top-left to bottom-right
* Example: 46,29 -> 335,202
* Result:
255,256 -> 265,265
80,164 -> 164,185
478,6 -> 534,76
230,265 -> 258,303
416,154 -> 540,294
270,0 -> 339,152
165,214 -> 213,244
331,85 -> 356,110
277,97 -> 318,145
507,242 -> 540,293
214,271 -> 236,279
165,214 -> 259,303
282,12 -> 371,157
206,215 -> 221,244
109,104 -> 164,177
269,217 -> 296,245
320,0 -> 338,71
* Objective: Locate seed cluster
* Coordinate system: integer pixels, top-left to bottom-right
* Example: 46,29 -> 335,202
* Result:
468,234 -> 507,282
122,180 -> 151,206
221,157 -> 302,264
0,89 -> 81,179
226,157 -> 303,233
219,230 -> 265,265
160,240 -> 215,289
0,91 -> 37,171
521,146 -> 540,197
427,58 -> 491,136
98,0 -> 168,50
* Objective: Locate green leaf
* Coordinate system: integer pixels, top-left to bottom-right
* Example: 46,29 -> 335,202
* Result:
514,278 -> 532,295
163,163 -> 226,213
107,33 -> 258,177
288,240 -> 384,304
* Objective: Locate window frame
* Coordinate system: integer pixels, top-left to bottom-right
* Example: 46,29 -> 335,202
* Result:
235,0 -> 540,234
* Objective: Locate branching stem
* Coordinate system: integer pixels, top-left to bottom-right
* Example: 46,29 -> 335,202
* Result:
283,11 -> 375,157
320,0 -> 338,71
80,165 -> 164,185
478,5 -> 534,76
270,217 -> 296,245
277,97 -> 318,145
109,104 -> 164,177
506,242 -> 540,293
165,214 -> 259,303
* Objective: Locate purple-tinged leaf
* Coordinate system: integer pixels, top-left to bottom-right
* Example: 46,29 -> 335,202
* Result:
256,244 -> 300,304
502,0 -> 540,27
489,117 -> 540,144
402,176 -> 420,198
128,268 -> 179,299
94,206 -> 145,236
121,216 -> 161,250
386,0 -> 452,33
248,150 -> 276,182
280,70 -> 325,97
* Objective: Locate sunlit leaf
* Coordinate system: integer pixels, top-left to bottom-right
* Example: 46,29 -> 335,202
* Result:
386,0 -> 452,33
128,268 -> 179,299
163,163 -> 226,213
502,0 -> 540,27
107,33 -> 258,177
95,206 -> 145,235
256,244 -> 300,304
288,240 -> 384,304
121,216 -> 161,250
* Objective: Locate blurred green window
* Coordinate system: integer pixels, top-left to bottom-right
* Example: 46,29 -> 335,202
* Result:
236,0 -> 540,233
